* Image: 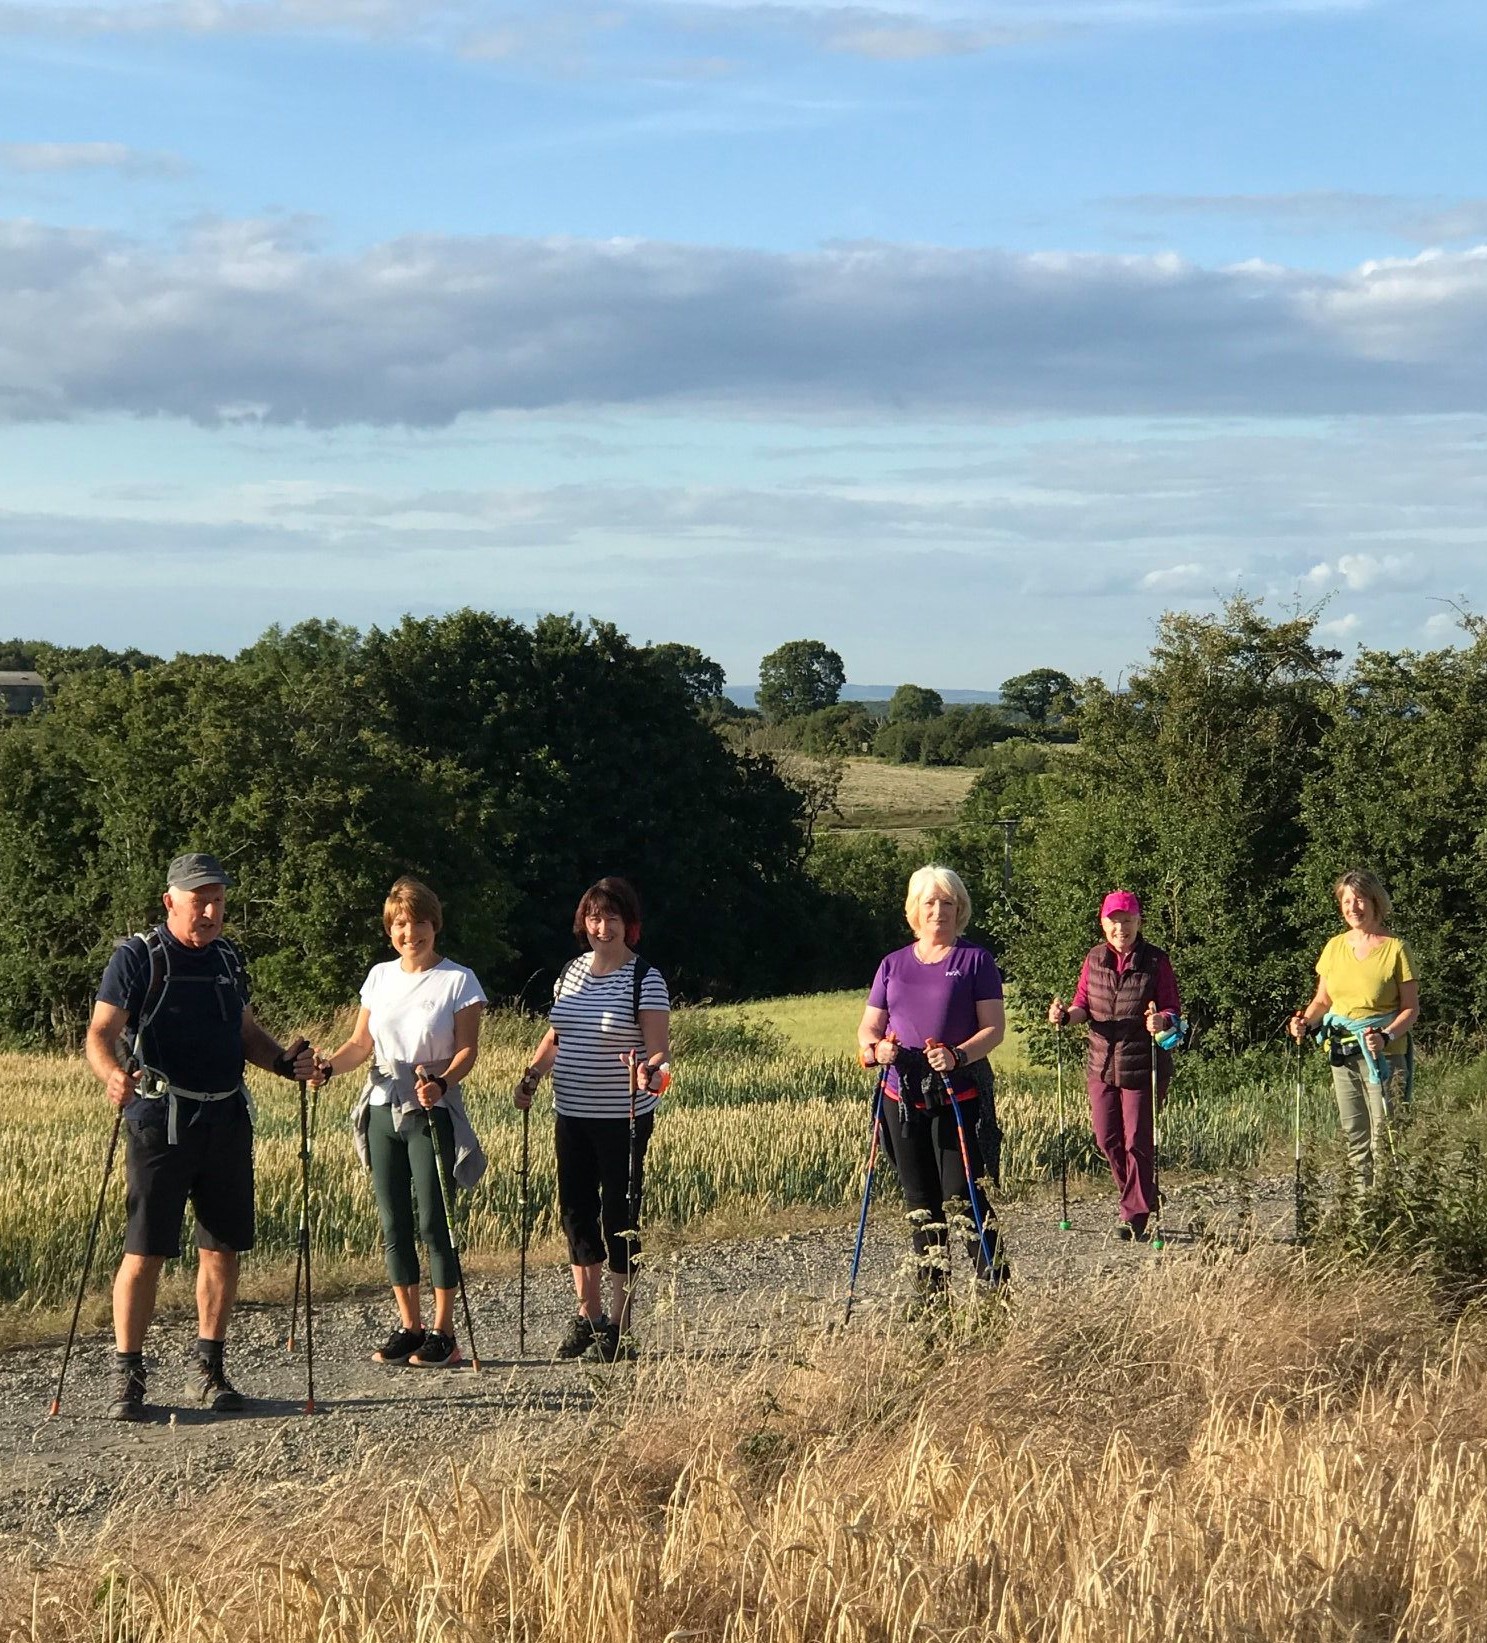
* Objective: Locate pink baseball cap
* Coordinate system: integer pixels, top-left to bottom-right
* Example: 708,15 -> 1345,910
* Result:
1100,889 -> 1142,918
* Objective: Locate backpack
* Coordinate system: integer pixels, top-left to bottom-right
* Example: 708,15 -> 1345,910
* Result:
556,952 -> 655,1021
114,927 -> 248,1066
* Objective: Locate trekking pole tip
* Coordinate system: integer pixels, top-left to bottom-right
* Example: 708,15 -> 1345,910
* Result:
1059,1219 -> 1072,1232
47,1398 -> 61,1419
304,1396 -> 316,1415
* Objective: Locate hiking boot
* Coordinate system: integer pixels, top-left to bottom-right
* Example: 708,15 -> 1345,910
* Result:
555,1312 -> 607,1360
408,1330 -> 462,1367
108,1364 -> 149,1423
1128,1217 -> 1152,1244
584,1321 -> 638,1363
372,1326 -> 427,1364
185,1358 -> 246,1413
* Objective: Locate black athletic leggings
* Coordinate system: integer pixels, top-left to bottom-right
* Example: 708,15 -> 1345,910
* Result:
879,1095 -> 1003,1283
554,1111 -> 655,1273
367,1103 -> 459,1290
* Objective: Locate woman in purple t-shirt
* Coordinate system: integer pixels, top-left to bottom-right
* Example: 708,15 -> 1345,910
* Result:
855,864 -> 1010,1296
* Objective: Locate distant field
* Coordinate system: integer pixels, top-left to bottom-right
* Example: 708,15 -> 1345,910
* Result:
830,757 -> 977,838
705,986 -> 1031,1070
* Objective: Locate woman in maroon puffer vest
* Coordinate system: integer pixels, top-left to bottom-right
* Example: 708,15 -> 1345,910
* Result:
1047,890 -> 1181,1242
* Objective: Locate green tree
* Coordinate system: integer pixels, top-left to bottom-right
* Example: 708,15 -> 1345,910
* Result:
887,684 -> 944,723
1000,668 -> 1076,726
757,640 -> 846,723
647,642 -> 728,710
1297,626 -> 1487,1046
1007,599 -> 1337,1052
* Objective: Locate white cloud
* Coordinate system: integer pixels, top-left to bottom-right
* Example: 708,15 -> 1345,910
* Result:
1316,612 -> 1361,639
3,222 -> 1487,427
1140,562 -> 1209,590
1304,552 -> 1414,591
0,142 -> 187,177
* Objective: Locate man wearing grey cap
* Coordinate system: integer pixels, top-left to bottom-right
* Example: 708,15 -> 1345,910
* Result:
86,851 -> 316,1421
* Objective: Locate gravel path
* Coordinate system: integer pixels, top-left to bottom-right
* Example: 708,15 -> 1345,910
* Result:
2,1175 -> 1296,1555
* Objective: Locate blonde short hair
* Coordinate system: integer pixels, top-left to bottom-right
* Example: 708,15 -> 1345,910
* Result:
1334,867 -> 1392,927
904,864 -> 972,936
383,875 -> 443,935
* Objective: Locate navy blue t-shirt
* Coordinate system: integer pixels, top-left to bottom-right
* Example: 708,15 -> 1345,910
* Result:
97,927 -> 250,1125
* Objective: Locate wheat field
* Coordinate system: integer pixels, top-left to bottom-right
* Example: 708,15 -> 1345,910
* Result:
13,1252 -> 1487,1641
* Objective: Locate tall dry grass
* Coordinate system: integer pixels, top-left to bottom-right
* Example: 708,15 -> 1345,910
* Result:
15,1251 -> 1487,1642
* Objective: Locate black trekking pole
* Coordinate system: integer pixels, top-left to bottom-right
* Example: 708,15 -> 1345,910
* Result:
1147,1010 -> 1165,1252
927,1042 -> 1000,1277
625,1050 -> 640,1334
844,1061 -> 888,1327
518,1103 -> 530,1357
1055,1024 -> 1072,1233
49,1108 -> 124,1418
286,1075 -> 321,1352
294,1078 -> 317,1413
1293,1035 -> 1307,1246
417,1066 -> 481,1371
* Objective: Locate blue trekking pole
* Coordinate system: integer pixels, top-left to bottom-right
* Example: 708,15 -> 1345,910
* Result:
927,1041 -> 1000,1277
844,1059 -> 888,1326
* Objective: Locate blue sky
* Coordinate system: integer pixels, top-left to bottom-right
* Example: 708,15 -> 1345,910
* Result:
2,0 -> 1485,686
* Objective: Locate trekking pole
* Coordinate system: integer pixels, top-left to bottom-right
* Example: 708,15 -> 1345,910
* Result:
49,1108 -> 124,1418
416,1066 -> 481,1372
286,1075 -> 321,1352
1149,1033 -> 1165,1253
1055,1024 -> 1072,1232
625,1050 -> 640,1330
295,1079 -> 317,1413
1292,1035 -> 1306,1247
517,1102 -> 530,1357
926,1042 -> 1000,1277
844,1062 -> 887,1327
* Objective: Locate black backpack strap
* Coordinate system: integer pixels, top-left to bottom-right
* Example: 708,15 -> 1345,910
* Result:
632,955 -> 652,1023
216,937 -> 250,1004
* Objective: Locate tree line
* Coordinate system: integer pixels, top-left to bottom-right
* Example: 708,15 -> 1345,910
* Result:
933,598 -> 1487,1056
8,601 -> 1486,1057
0,617 -> 892,1043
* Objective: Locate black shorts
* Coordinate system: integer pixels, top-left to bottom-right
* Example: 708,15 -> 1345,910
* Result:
123,1106 -> 256,1257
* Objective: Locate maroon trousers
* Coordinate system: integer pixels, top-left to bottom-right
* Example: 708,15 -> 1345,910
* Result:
1087,1074 -> 1161,1224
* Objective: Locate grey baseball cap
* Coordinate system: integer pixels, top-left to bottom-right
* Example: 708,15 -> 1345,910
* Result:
165,852 -> 234,891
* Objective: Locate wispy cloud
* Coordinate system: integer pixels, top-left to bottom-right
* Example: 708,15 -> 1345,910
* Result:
0,141 -> 188,178
0,0 -> 1388,60
1108,191 -> 1487,245
2,219 -> 1485,427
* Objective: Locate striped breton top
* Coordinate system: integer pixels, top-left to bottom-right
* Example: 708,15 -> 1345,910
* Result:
550,952 -> 671,1120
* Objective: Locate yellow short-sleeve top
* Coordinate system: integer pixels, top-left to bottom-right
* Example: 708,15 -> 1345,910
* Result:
1316,933 -> 1416,1055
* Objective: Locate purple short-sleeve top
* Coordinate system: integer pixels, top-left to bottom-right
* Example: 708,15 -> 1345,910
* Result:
866,937 -> 1003,1103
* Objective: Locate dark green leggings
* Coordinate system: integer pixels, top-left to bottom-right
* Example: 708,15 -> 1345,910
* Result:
367,1103 -> 459,1290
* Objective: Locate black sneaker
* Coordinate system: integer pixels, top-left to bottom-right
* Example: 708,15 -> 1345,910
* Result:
584,1322 -> 638,1363
408,1330 -> 462,1367
185,1358 -> 246,1413
556,1312 -> 606,1360
372,1326 -> 427,1364
1116,1218 -> 1136,1242
108,1364 -> 149,1422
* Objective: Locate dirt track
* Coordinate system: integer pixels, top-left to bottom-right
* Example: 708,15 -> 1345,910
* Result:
3,1175 -> 1294,1556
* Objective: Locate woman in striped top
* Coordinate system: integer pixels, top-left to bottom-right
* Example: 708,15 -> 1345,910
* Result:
515,877 -> 670,1362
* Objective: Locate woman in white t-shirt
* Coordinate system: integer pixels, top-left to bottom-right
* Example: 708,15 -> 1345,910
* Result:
515,876 -> 670,1363
315,876 -> 487,1367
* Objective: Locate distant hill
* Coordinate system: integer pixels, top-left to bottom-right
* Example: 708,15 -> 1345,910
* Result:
724,683 -> 1000,710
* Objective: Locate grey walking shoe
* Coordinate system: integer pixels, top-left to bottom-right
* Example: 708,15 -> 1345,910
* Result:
108,1363 -> 149,1422
185,1357 -> 246,1412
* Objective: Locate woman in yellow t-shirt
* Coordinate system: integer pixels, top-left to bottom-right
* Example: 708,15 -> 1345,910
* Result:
1288,868 -> 1419,1188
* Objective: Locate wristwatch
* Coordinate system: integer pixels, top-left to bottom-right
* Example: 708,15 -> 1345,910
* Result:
1378,1027 -> 1392,1046
952,1045 -> 968,1068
